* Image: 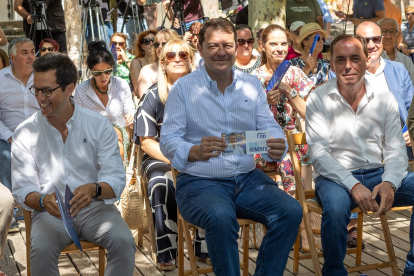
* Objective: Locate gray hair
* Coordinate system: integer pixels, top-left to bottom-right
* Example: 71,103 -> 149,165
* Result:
8,37 -> 34,56
378,18 -> 399,32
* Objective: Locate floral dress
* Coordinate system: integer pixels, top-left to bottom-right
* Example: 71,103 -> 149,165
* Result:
289,57 -> 330,86
251,66 -> 315,192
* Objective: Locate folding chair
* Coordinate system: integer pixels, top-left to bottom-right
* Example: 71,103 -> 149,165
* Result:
171,167 -> 253,276
286,130 -> 404,276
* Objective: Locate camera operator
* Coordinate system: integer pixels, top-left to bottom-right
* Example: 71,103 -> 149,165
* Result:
116,0 -> 148,50
84,0 -> 113,45
162,0 -> 204,35
14,0 -> 67,53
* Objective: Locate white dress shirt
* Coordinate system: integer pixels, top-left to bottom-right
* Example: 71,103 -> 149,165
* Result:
225,144 -> 245,155
11,103 -> 125,210
382,48 -> 414,85
74,76 -> 136,126
0,65 -> 38,142
306,77 -> 408,193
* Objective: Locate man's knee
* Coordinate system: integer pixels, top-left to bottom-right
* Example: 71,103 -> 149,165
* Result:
206,205 -> 238,231
106,227 -> 136,255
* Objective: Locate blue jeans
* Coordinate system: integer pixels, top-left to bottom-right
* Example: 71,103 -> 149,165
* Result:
315,167 -> 414,276
0,139 -> 11,191
116,17 -> 148,50
175,168 -> 302,276
85,21 -> 113,46
172,19 -> 203,35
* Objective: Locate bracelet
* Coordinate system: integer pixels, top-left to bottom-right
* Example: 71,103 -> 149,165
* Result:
351,183 -> 361,193
39,194 -> 46,210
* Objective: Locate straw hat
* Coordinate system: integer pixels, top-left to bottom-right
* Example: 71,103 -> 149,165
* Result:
297,23 -> 328,51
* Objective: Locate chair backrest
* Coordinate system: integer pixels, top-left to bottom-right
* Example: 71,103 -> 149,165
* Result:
171,167 -> 179,187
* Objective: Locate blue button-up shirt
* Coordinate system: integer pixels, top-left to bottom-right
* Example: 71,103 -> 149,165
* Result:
160,66 -> 287,178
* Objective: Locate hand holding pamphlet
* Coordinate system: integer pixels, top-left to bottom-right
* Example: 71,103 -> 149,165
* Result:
266,60 -> 290,92
222,130 -> 271,155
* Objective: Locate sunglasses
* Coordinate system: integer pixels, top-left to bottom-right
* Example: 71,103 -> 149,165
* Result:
363,36 -> 382,44
142,38 -> 154,45
111,41 -> 125,47
153,42 -> 168,49
165,51 -> 189,62
406,12 -> 414,16
237,38 -> 255,46
30,85 -> 62,97
306,35 -> 326,43
191,33 -> 199,38
90,68 -> 113,77
41,47 -> 55,52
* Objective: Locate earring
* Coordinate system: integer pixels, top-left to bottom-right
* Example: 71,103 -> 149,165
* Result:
162,70 -> 166,74
189,68 -> 192,73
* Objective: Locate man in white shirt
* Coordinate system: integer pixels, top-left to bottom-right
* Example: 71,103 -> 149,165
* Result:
306,34 -> 414,275
11,53 -> 136,276
224,133 -> 245,155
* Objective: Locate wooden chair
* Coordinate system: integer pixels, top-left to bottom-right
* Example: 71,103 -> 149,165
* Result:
286,130 -> 404,276
22,209 -> 106,276
171,167 -> 254,276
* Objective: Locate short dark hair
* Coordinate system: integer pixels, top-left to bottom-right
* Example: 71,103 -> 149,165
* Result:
235,24 -> 253,38
199,18 -> 237,47
256,28 -> 264,41
87,41 -> 115,69
229,133 -> 237,138
330,34 -> 368,58
33,53 -> 78,90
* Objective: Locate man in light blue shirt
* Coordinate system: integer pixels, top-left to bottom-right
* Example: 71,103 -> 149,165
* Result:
160,18 -> 302,276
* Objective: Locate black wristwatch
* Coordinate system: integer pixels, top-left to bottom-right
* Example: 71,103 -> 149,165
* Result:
93,182 -> 102,198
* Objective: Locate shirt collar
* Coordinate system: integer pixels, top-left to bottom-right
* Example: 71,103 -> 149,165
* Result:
366,56 -> 386,77
43,98 -> 78,129
200,65 -> 238,91
4,64 -> 34,81
328,77 -> 375,98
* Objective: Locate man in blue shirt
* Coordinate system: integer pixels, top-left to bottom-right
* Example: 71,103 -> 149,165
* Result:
335,0 -> 385,25
160,18 -> 302,276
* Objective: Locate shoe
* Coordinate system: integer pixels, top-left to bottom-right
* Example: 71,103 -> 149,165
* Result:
347,227 -> 365,249
157,260 -> 175,271
8,219 -> 19,233
195,256 -> 212,265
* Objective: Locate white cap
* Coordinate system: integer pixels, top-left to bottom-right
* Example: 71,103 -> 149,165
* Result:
290,21 -> 305,32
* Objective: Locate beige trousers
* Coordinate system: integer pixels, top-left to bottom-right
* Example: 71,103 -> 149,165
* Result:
0,182 -> 14,261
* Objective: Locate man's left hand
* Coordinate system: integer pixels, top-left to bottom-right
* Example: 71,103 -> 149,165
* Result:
403,131 -> 411,146
371,181 -> 395,217
267,137 -> 286,160
69,183 -> 96,217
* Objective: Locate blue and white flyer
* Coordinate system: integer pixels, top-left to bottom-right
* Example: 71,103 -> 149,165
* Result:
221,130 -> 270,155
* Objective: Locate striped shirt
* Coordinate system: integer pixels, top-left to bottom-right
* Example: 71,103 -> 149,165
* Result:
160,66 -> 287,178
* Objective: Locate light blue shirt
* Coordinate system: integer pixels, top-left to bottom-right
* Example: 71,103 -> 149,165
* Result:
317,0 -> 333,26
160,66 -> 287,178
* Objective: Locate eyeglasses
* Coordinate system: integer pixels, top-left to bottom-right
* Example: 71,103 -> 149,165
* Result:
237,38 -> 255,46
406,12 -> 414,16
90,68 -> 113,77
191,33 -> 199,38
165,51 -> 189,62
381,29 -> 398,36
306,35 -> 326,43
153,42 -> 168,49
363,36 -> 382,44
142,38 -> 154,45
111,41 -> 125,47
41,47 -> 55,52
30,85 -> 62,97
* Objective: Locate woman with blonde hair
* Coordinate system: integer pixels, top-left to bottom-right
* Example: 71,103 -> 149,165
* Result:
134,39 -> 195,270
130,30 -> 157,91
135,29 -> 180,98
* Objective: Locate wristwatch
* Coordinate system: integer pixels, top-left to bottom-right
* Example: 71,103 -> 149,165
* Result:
290,88 -> 298,99
93,182 -> 102,198
389,182 -> 397,192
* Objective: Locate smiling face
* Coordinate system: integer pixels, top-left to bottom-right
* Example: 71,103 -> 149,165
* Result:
261,30 -> 289,63
331,38 -> 368,87
356,24 -> 383,63
236,29 -> 254,60
198,28 -> 236,77
91,62 -> 112,87
10,41 -> 35,71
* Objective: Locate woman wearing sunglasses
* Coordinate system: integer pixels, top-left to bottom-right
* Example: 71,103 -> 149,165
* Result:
251,24 -> 318,252
233,24 -> 261,74
110,32 -> 134,87
399,6 -> 414,61
186,22 -> 204,68
74,41 -> 135,165
289,23 -> 330,87
136,29 -> 180,98
39,38 -> 59,57
134,40 -> 196,271
130,30 -> 157,93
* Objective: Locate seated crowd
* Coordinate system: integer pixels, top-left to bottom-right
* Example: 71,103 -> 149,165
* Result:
2,2 -> 414,275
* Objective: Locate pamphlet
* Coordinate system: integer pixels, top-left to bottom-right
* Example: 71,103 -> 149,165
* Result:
55,185 -> 83,252
403,124 -> 408,133
266,60 -> 290,92
221,130 -> 270,155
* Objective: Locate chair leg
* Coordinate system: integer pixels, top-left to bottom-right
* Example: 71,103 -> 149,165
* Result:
356,212 -> 364,266
181,216 -> 199,276
142,179 -> 157,262
137,226 -> 143,247
293,232 -> 300,274
23,210 -> 32,276
380,214 -> 399,276
177,213 -> 185,276
98,246 -> 105,276
242,224 -> 249,276
303,208 -> 322,276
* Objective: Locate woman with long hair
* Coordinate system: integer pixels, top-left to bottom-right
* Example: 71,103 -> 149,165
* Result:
135,29 -> 180,98
0,49 -> 9,69
130,30 -> 157,91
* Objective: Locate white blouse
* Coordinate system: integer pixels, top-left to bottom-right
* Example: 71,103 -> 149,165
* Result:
74,76 -> 136,126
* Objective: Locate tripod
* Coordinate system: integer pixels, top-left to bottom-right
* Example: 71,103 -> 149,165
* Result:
29,1 -> 53,54
120,0 -> 147,36
160,0 -> 186,35
78,0 -> 110,82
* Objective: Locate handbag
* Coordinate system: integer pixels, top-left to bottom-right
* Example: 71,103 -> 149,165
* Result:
119,143 -> 148,230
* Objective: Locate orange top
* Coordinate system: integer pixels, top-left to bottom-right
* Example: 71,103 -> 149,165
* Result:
384,0 -> 403,26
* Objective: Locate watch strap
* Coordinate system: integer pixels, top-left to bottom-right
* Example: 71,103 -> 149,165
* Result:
93,182 -> 102,198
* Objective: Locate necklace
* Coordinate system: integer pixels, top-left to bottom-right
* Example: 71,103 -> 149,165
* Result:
93,78 -> 108,95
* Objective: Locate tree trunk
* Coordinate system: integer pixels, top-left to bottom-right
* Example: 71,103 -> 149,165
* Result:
200,0 -> 219,20
64,0 -> 82,68
249,0 -> 286,33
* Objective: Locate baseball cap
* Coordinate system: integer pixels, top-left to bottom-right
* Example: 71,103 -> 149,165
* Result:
290,21 -> 305,32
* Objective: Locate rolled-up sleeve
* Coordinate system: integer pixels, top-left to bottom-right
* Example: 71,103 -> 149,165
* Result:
97,119 -> 126,202
11,127 -> 42,211
160,82 -> 195,171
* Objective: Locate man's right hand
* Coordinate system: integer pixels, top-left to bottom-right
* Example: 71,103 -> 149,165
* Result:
26,14 -> 33,24
351,184 -> 379,215
7,137 -> 12,143
43,193 -> 61,219
189,137 -> 226,162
